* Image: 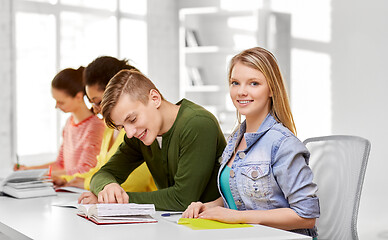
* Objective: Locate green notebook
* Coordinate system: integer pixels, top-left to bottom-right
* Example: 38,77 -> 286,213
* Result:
178,218 -> 253,230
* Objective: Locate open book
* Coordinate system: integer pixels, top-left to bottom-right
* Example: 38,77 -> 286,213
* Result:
77,203 -> 158,225
0,169 -> 56,198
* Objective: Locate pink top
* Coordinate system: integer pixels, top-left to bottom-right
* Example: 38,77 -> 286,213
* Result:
55,115 -> 105,175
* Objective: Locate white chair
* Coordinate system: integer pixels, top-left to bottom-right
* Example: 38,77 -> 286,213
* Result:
304,135 -> 371,240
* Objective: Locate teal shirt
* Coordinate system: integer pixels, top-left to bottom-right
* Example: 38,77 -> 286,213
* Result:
220,165 -> 237,210
90,99 -> 226,211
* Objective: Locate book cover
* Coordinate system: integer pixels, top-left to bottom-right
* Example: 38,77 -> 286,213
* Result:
185,29 -> 200,47
2,185 -> 56,199
77,213 -> 158,225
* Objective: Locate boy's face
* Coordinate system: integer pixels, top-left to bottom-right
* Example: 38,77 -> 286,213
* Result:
110,92 -> 162,146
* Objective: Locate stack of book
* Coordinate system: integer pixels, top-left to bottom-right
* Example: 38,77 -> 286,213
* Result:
77,203 -> 157,225
0,169 -> 56,198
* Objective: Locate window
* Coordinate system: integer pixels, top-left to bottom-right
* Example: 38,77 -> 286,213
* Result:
14,0 -> 147,163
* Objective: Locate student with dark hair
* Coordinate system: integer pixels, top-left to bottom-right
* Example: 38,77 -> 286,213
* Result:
54,57 -> 156,193
83,56 -> 138,93
15,67 -> 105,177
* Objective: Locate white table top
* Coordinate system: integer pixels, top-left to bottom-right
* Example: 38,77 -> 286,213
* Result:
0,192 -> 310,240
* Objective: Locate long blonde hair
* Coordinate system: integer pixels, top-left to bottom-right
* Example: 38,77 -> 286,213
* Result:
228,47 -> 297,135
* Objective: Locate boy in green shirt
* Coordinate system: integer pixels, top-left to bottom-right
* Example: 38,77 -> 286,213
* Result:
78,69 -> 226,211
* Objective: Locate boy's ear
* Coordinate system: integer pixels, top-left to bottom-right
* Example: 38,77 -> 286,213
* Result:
149,89 -> 161,108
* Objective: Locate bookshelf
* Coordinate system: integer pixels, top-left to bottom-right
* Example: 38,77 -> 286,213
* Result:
179,7 -> 258,133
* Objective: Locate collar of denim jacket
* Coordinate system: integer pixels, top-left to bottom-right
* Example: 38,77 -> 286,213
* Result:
222,113 -> 277,163
243,113 -> 277,148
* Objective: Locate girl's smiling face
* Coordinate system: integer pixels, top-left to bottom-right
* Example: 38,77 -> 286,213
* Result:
229,62 -> 272,123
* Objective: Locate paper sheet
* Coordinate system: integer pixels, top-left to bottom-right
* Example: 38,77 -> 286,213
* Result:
178,218 -> 253,230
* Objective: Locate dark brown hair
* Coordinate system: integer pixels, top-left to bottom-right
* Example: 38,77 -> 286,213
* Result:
84,56 -> 139,91
51,67 -> 85,97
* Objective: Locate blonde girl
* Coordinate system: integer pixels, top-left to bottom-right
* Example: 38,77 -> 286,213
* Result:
183,47 -> 320,238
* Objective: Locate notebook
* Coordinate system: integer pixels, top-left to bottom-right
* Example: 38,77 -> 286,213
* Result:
178,218 -> 253,230
1,169 -> 56,198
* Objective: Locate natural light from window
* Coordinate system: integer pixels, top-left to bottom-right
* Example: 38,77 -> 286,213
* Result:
15,12 -> 57,157
291,49 -> 331,141
15,1 -> 148,162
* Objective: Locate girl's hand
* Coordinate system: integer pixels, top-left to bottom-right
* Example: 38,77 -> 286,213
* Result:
13,164 -> 28,171
198,206 -> 241,224
182,201 -> 208,219
65,177 -> 85,189
52,175 -> 67,187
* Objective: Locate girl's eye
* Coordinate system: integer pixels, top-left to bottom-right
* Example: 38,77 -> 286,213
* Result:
230,81 -> 239,86
130,118 -> 136,123
250,82 -> 259,86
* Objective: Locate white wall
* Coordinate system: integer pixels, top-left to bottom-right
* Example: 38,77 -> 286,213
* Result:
147,0 -> 180,103
331,0 -> 388,238
0,0 -> 14,170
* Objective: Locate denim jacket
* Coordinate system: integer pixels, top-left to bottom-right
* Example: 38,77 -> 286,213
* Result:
217,114 -> 320,237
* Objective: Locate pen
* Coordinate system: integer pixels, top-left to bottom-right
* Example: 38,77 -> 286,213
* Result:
48,165 -> 52,179
16,154 -> 20,169
161,212 -> 182,217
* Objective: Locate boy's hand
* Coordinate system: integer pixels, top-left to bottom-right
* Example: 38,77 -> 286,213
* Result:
78,192 -> 98,204
97,183 -> 129,204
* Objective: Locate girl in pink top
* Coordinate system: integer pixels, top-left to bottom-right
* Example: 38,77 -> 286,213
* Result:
15,67 -> 105,176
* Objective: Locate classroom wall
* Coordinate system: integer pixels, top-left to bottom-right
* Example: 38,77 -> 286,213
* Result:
147,0 -> 180,103
330,0 -> 388,237
0,0 -> 387,238
0,0 -> 14,171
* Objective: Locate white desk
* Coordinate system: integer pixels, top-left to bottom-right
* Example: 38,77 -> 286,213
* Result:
0,193 -> 310,240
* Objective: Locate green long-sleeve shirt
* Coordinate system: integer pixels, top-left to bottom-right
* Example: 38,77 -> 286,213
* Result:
90,99 -> 226,211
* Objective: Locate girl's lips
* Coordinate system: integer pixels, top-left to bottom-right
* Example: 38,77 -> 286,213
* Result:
237,100 -> 253,105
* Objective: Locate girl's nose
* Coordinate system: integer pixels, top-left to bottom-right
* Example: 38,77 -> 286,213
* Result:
237,85 -> 248,96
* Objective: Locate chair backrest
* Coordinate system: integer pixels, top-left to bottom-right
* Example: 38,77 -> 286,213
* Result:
303,135 -> 371,240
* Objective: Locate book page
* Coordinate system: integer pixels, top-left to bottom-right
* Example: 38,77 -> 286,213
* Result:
77,204 -> 94,216
4,169 -> 49,183
93,203 -> 156,217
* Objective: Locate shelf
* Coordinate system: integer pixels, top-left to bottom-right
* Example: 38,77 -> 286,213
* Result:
185,85 -> 220,92
179,5 -> 259,128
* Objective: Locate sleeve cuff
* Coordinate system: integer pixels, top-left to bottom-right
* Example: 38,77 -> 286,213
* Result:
291,197 -> 320,219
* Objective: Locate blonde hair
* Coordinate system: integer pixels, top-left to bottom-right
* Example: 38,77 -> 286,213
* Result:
101,69 -> 164,129
228,47 -> 297,135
